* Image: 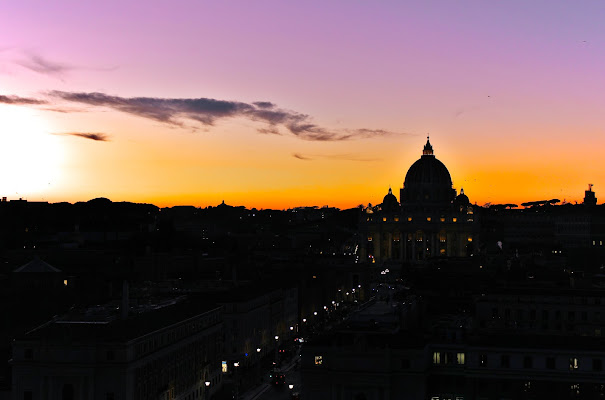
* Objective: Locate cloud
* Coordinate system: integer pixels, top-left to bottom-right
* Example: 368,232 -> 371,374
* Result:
258,126 -> 281,135
0,94 -> 47,105
253,101 -> 275,109
47,91 -> 405,141
293,153 -> 312,160
292,153 -> 378,162
348,128 -> 400,138
14,51 -> 117,79
55,132 -> 110,141
16,53 -> 74,79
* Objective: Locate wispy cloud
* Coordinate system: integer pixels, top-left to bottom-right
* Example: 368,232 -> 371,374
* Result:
0,94 -> 47,105
54,132 -> 110,141
292,152 -> 379,162
16,53 -> 74,78
293,153 -> 312,160
12,51 -> 117,80
47,91 -> 405,141
3,89 -> 407,142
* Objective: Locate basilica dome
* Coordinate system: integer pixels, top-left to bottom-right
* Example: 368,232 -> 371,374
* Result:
382,187 -> 399,211
400,138 -> 456,206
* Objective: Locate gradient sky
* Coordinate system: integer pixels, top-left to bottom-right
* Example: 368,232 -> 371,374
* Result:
1,1 -> 604,209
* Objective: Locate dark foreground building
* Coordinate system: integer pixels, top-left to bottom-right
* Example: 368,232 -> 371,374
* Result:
11,296 -> 223,400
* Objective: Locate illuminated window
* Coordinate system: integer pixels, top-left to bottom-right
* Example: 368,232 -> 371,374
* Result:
439,231 -> 446,242
407,217 -> 412,222
63,279 -> 68,287
314,355 -> 323,365
222,361 -> 228,373
440,217 -> 445,222
593,240 -> 596,246
570,357 -> 579,370
467,206 -> 473,214
440,249 -> 446,255
383,217 -> 387,222
480,354 -> 487,367
452,217 -> 457,222
570,383 -> 580,395
368,236 -> 373,242
394,216 -> 399,222
456,352 -> 465,365
432,352 -> 441,364
467,236 -> 473,242
426,217 -> 431,222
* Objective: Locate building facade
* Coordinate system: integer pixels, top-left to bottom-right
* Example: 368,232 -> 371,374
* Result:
360,138 -> 477,264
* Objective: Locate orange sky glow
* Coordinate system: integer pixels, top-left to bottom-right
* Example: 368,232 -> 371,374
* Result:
1,2 -> 604,209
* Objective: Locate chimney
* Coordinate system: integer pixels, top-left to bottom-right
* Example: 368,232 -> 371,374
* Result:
121,280 -> 129,319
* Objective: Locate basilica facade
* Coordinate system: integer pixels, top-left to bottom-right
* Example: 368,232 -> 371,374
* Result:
360,138 -> 477,263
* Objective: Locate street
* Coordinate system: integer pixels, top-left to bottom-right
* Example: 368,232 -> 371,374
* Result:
257,367 -> 301,400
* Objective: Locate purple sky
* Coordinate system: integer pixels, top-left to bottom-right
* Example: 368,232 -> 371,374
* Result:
1,1 -> 604,207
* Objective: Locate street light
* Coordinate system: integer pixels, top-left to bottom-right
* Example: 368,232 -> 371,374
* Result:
204,381 -> 211,400
289,384 -> 294,390
274,336 -> 280,366
257,347 -> 261,353
233,362 -> 240,400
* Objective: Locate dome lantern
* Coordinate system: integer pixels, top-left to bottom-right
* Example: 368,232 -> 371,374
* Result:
422,135 -> 434,156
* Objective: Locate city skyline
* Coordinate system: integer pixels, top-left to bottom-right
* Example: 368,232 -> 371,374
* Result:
1,1 -> 604,209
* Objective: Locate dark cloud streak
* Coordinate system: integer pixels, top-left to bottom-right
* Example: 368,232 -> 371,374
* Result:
292,153 -> 378,162
15,52 -> 118,79
55,132 -> 110,142
292,153 -> 312,160
0,94 -> 47,105
48,91 -> 405,141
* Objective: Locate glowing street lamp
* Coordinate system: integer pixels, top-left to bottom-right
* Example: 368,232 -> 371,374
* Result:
205,381 -> 210,387
289,384 -> 294,390
257,347 -> 261,353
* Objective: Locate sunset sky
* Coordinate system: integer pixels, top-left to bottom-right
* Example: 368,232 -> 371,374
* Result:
1,1 -> 604,209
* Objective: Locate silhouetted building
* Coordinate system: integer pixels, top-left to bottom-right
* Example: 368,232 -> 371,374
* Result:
585,184 -> 597,206
360,138 -> 477,264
